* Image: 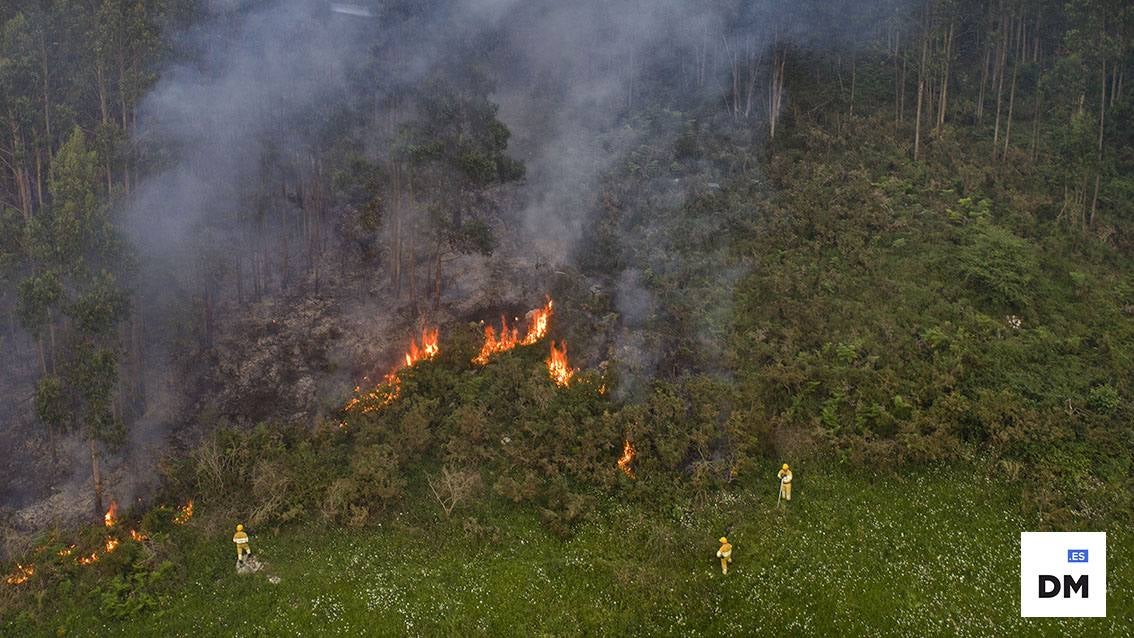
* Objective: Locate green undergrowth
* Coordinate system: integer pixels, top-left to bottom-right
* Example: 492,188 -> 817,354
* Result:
5,466 -> 1130,637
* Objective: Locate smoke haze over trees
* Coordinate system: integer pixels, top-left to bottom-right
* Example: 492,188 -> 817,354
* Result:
1,0 -> 1132,562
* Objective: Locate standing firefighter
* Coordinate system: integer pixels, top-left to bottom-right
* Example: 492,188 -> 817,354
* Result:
233,524 -> 251,566
777,463 -> 793,504
716,537 -> 733,575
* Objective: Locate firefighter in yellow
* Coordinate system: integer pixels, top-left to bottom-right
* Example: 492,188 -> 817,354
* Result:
233,524 -> 251,565
778,463 -> 793,502
716,537 -> 733,575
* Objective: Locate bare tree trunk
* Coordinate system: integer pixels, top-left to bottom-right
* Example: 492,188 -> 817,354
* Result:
89,437 -> 104,517
96,62 -> 113,193
977,42 -> 991,123
769,45 -> 787,140
1089,60 -> 1106,228
992,14 -> 1007,158
914,11 -> 929,161
1003,60 -> 1018,159
937,19 -> 954,130
894,31 -> 902,125
1030,78 -> 1042,162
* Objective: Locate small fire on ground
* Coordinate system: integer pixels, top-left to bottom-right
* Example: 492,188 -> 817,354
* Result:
547,340 -> 573,387
3,563 -> 34,586
173,500 -> 194,525
617,440 -> 636,478
104,501 -> 118,527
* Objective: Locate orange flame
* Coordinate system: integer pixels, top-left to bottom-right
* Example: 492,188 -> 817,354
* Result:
57,545 -> 75,557
473,299 -> 554,365
130,529 -> 149,542
78,552 -> 99,566
473,317 -> 521,365
4,563 -> 34,586
173,500 -> 194,525
105,537 -> 119,553
522,299 -> 553,345
617,440 -> 637,478
345,328 -> 440,414
547,341 -> 574,387
104,501 -> 118,527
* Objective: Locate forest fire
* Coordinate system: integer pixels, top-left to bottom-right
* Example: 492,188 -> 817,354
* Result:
104,501 -> 118,527
57,545 -> 75,557
4,563 -> 34,586
547,341 -> 573,387
130,529 -> 149,542
345,327 -> 440,413
473,299 -> 554,365
173,500 -> 194,525
105,537 -> 120,553
617,440 -> 636,478
77,552 -> 98,566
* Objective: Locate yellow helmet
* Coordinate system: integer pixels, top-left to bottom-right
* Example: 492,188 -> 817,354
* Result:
236,524 -> 244,532
719,537 -> 728,544
782,463 -> 790,470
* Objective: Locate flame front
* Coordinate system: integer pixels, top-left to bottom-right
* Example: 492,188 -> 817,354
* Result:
57,545 -> 75,557
617,440 -> 636,478
104,501 -> 118,527
547,341 -> 573,387
174,500 -> 194,525
78,552 -> 99,565
474,299 -> 554,365
4,563 -> 34,586
130,529 -> 149,542
105,537 -> 119,553
345,327 -> 440,413
521,299 -> 553,345
473,317 -> 520,365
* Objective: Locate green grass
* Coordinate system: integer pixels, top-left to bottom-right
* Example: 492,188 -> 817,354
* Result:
8,466 -> 1130,637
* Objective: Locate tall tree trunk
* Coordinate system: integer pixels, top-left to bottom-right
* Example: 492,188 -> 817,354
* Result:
1030,78 -> 1042,162
1003,60 -> 1018,159
914,10 -> 929,161
89,437 -> 104,517
992,16 -> 1007,158
894,31 -> 902,125
977,42 -> 991,123
1089,61 -> 1106,228
936,19 -> 954,130
96,62 -> 113,193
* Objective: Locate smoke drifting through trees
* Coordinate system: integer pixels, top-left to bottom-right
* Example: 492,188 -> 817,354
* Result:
1,0 -> 899,525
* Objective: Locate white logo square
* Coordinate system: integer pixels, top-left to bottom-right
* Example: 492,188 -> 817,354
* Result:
1020,531 -> 1106,617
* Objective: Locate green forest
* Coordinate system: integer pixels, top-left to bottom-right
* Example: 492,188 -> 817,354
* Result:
1,0 -> 1131,635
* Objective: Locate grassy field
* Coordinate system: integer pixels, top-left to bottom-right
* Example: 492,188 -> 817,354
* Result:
8,466 -> 1130,637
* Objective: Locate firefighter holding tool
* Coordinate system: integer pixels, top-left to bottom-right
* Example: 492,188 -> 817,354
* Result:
777,463 -> 793,504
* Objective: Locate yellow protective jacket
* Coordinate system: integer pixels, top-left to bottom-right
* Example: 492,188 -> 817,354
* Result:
717,542 -> 732,561
233,531 -> 250,555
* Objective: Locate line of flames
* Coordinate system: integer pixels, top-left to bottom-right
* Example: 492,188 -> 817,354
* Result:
11,500 -> 190,575
3,563 -> 34,585
473,299 -> 553,365
344,327 -> 440,415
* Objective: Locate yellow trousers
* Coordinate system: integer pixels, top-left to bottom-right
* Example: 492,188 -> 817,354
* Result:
236,545 -> 250,560
780,482 -> 792,500
720,558 -> 730,574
